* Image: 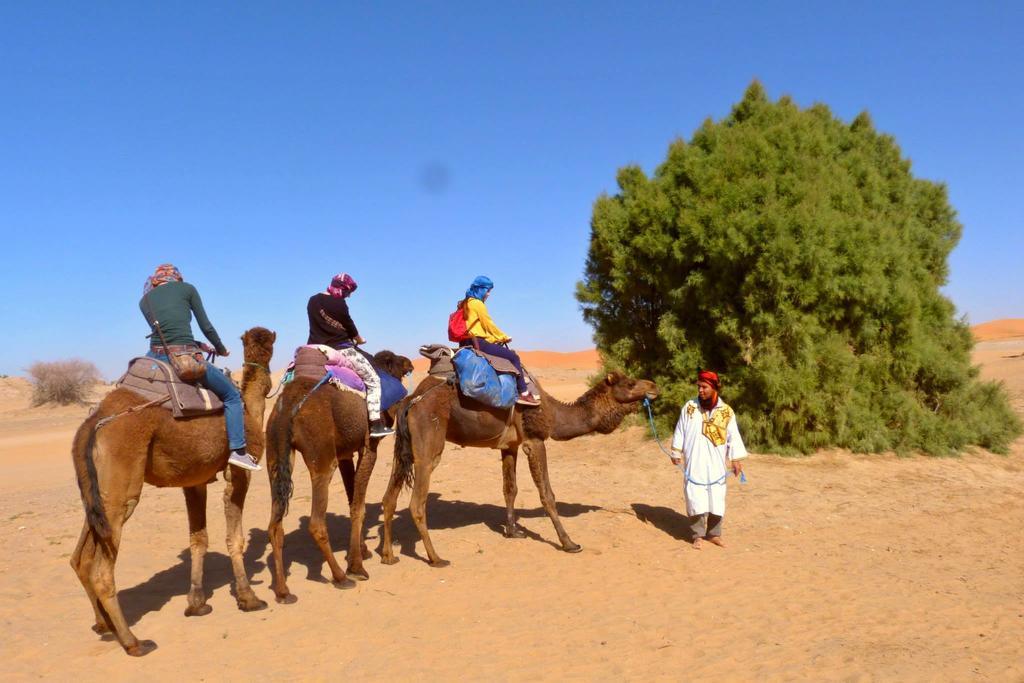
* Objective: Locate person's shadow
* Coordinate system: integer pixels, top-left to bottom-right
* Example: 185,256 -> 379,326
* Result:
630,503 -> 696,542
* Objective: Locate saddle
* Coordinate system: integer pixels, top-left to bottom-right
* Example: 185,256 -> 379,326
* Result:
418,344 -> 539,395
116,357 -> 224,418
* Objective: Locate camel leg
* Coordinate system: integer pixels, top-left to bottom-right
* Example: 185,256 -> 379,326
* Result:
339,456 -> 356,505
410,455 -> 448,567
379,458 -> 405,565
182,485 -> 212,617
70,522 -> 110,634
222,466 -> 267,612
308,468 -> 354,589
501,447 -> 526,538
523,438 -> 581,553
346,444 -> 378,579
339,451 -> 371,561
88,457 -> 156,656
267,447 -> 297,604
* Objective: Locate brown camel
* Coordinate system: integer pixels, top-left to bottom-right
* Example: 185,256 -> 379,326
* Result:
379,371 -> 659,566
265,351 -> 413,603
70,327 -> 276,657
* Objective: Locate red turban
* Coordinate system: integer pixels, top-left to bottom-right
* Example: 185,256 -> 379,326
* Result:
697,370 -> 719,390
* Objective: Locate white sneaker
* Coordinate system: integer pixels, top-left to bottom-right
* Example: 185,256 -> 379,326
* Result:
228,452 -> 262,471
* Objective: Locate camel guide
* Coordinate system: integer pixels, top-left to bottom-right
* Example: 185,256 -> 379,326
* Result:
140,263 -> 261,471
670,370 -> 747,549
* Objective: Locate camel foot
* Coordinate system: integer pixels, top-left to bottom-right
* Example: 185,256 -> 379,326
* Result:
504,525 -> 527,539
380,555 -> 399,566
274,592 -> 298,605
91,622 -> 111,635
184,603 -> 213,617
237,595 -> 268,612
125,640 -> 158,657
561,542 -> 583,553
332,577 -> 357,590
347,566 -> 370,581
428,558 -> 451,568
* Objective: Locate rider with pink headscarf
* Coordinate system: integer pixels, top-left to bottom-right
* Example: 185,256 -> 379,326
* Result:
306,273 -> 393,437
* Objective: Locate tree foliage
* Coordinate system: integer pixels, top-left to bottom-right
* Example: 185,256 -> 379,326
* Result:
577,82 -> 1020,455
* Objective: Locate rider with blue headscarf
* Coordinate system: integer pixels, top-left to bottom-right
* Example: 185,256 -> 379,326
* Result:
460,276 -> 539,406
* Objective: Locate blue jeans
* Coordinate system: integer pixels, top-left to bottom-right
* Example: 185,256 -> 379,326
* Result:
146,352 -> 246,450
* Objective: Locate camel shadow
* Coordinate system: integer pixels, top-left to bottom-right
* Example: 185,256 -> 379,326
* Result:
380,493 -> 600,564
115,528 -> 268,629
631,503 -> 696,542
244,505 -> 370,584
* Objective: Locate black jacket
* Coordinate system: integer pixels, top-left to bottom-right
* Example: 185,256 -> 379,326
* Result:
306,293 -> 360,348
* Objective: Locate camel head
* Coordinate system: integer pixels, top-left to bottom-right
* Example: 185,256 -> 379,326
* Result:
603,371 -> 659,405
373,350 -> 414,379
241,327 -> 276,368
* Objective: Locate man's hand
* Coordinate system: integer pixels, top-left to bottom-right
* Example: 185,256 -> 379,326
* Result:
731,460 -> 744,476
355,336 -> 367,346
670,452 -> 682,467
220,349 -> 231,357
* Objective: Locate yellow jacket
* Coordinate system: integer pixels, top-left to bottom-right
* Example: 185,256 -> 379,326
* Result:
464,297 -> 510,344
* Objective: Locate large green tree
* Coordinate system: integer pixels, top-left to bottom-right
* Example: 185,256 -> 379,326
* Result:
577,82 -> 1019,454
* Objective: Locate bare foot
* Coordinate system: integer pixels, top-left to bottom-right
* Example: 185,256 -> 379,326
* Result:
691,537 -> 702,550
706,535 -> 726,548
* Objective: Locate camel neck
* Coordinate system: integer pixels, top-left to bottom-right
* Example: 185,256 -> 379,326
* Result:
544,385 -> 631,441
240,365 -> 271,418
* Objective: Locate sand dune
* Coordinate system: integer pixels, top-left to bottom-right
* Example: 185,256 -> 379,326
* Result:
1,340 -> 1022,679
972,318 -> 1024,341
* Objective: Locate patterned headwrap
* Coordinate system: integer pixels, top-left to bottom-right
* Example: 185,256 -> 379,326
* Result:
465,275 -> 494,301
143,264 -> 182,295
327,272 -> 358,298
697,369 -> 720,390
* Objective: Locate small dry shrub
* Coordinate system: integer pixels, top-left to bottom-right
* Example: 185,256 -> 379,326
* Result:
27,359 -> 101,406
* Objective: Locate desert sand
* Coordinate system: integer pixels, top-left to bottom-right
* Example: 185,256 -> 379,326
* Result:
1,339 -> 1022,681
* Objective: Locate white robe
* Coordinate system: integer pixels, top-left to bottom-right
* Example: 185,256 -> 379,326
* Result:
671,397 -> 747,516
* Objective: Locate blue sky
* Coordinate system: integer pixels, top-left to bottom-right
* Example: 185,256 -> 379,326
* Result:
1,2 -> 1021,378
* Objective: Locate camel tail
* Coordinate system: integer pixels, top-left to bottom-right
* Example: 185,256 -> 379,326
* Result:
393,400 -> 415,489
73,421 -> 114,551
269,407 -> 295,523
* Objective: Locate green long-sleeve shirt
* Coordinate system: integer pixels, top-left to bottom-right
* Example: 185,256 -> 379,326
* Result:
139,281 -> 227,354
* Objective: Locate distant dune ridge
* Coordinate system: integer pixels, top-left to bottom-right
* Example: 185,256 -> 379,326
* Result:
971,318 -> 1024,341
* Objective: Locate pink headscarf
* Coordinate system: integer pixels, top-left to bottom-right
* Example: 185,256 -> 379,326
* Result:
327,272 -> 358,298
143,264 -> 183,295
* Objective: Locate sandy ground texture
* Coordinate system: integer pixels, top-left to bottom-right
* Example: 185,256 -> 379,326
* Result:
0,341 -> 1022,681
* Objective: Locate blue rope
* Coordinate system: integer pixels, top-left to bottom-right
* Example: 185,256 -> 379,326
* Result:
292,373 -> 331,418
642,398 -> 746,484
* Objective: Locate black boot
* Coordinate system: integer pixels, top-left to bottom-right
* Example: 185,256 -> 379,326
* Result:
369,419 -> 395,438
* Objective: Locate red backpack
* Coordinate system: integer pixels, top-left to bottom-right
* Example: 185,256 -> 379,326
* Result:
448,299 -> 471,343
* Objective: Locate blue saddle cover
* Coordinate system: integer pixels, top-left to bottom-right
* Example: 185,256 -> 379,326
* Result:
452,348 -> 517,409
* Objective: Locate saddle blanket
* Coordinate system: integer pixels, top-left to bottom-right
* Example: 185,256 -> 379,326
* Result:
288,346 -> 407,411
116,357 -> 224,418
420,344 -> 540,404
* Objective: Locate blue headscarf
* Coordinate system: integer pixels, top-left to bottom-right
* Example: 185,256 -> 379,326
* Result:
465,275 -> 493,301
